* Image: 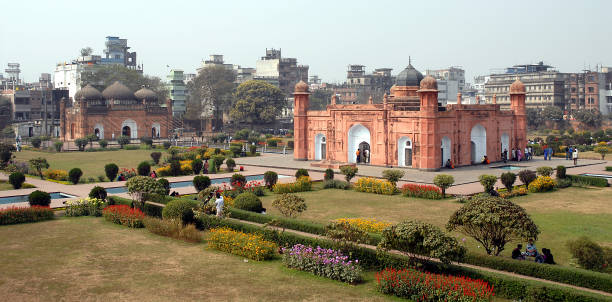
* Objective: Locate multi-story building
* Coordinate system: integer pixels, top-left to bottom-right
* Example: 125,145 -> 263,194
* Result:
425,67 -> 465,105
255,48 -> 308,96
167,69 -> 186,116
197,54 -> 255,84
562,68 -> 612,114
3,63 -> 21,90
102,36 -> 138,69
340,65 -> 394,103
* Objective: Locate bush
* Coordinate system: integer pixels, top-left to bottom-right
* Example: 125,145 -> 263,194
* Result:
263,171 -> 278,189
193,175 -> 211,192
606,166 -> 612,172
103,205 -> 145,228
158,178 -> 170,195
556,178 -> 572,188
0,143 -> 16,165
191,158 -> 203,174
207,227 -> 276,260
433,174 -> 454,197
162,141 -> 171,149
233,192 -> 263,213
117,135 -> 130,148
141,136 -> 153,146
401,183 -> 443,199
333,218 -> 391,234
30,136 -> 42,148
89,186 -> 108,201
376,267 -> 494,301
43,169 -> 68,181
567,237 -> 606,271
225,158 -> 236,172
75,138 -> 88,151
478,174 -> 497,192
323,179 -> 350,190
282,244 -> 362,283
340,165 -> 358,182
295,168 -> 309,178
105,163 -> 119,181
137,161 -> 151,176
354,177 -> 395,195
98,139 -> 108,148
567,174 -> 609,187
53,141 -> 63,152
126,176 -> 166,206
382,169 -> 405,185
143,217 -> 203,243
273,176 -> 311,193
528,176 -> 556,192
211,155 -> 224,170
68,168 -> 83,184
324,168 -> 334,181
150,152 -> 162,165
8,172 -> 25,189
65,197 -> 105,217
28,190 -> 51,207
500,172 -> 517,191
0,206 -> 54,225
518,170 -> 537,187
536,166 -> 554,177
229,174 -> 246,188
249,144 -> 257,155
272,193 -> 307,222
162,199 -> 198,220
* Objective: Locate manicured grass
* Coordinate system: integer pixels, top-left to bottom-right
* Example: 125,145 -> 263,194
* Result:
0,217 -> 400,301
260,186 -> 612,267
13,149 -> 160,180
0,180 -> 35,191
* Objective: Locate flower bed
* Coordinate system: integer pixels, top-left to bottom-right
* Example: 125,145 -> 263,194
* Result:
119,168 -> 137,179
273,176 -> 311,193
0,206 -> 54,225
333,218 -> 391,234
43,169 -> 68,181
102,205 -> 145,228
281,244 -> 362,283
354,177 -> 395,195
401,183 -> 443,199
207,227 -> 276,260
499,187 -> 528,199
65,197 -> 105,217
528,176 -> 556,192
376,267 -> 494,302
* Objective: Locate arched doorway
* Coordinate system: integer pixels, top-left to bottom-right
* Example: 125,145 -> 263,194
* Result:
470,124 -> 487,164
70,123 -> 75,139
314,133 -> 326,160
151,122 -> 161,138
358,141 -> 370,163
121,119 -> 138,138
122,126 -> 131,137
397,136 -> 412,167
347,124 -> 371,163
501,133 -> 510,154
441,136 -> 451,167
94,123 -> 104,140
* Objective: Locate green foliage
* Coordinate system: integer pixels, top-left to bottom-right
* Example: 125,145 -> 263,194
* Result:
340,165 -> 358,182
81,64 -> 167,100
126,176 -> 166,205
0,206 -> 54,225
225,158 -> 236,172
249,144 -> 257,155
567,237 -> 607,271
500,172 -> 517,191
89,186 -> 108,201
447,194 -> 539,256
162,198 -> 198,220
536,166 -> 554,177
28,157 -> 49,179
567,174 -> 608,187
150,152 -> 162,165
143,217 -> 202,242
273,176 -> 311,193
574,109 -> 602,127
137,161 -> 151,176
193,175 -> 211,192
556,165 -> 567,179
606,166 -> 612,172
185,65 -> 236,121
98,139 -> 108,148
169,160 -> 181,176
230,80 -> 286,124
593,145 -> 611,160
264,171 -> 278,189
478,174 -> 497,192
104,163 -> 119,181
30,137 -> 42,148
211,155 -> 224,169
74,138 -> 87,151
323,179 -> 350,190
231,173 -> 246,187
28,190 -> 51,207
233,192 -> 263,213
324,168 -> 334,181
382,169 -> 405,185
191,158 -> 203,174
229,144 -> 242,156
0,142 -> 16,165
53,141 -> 63,152
295,168 -> 309,178
157,178 -> 170,195
117,135 -> 130,148
541,105 -> 563,121
68,168 -> 83,184
141,136 -> 153,146
518,170 -> 537,187
162,141 -> 171,149
272,193 -> 307,221
325,220 -> 370,253
8,172 -> 25,189
378,220 -> 466,264
433,174 -> 454,197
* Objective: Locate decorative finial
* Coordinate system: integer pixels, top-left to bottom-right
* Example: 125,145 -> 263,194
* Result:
383,93 -> 388,104
409,56 -> 411,65
368,96 -> 373,104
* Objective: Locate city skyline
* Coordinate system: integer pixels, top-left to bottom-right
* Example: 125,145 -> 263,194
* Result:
1,0 -> 611,83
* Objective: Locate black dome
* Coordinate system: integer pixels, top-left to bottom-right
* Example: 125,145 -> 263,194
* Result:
395,63 -> 423,87
74,84 -> 103,101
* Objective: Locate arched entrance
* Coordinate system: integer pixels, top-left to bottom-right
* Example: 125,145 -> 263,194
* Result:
151,122 -> 161,138
441,136 -> 451,167
94,123 -> 104,140
314,133 -> 326,160
398,136 -> 412,167
347,124 -> 371,163
121,119 -> 138,138
501,133 -> 510,154
470,124 -> 487,164
358,141 -> 370,163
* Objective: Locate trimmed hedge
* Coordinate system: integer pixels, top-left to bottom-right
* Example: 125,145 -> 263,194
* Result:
567,175 -> 609,187
0,206 -> 54,225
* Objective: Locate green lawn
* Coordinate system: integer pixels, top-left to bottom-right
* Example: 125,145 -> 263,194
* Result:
260,186 -> 612,266
0,217 -> 401,302
0,180 -> 35,191
13,149 -> 159,180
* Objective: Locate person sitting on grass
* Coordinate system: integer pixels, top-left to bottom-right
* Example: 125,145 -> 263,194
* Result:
512,244 -> 525,260
525,239 -> 538,258
542,248 -> 556,265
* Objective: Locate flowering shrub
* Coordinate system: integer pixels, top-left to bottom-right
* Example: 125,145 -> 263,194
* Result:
180,160 -> 193,174
0,206 -> 54,225
528,176 -> 556,193
273,176 -> 312,193
65,197 -> 105,217
282,244 -> 362,283
207,227 -> 276,260
333,218 -> 391,234
156,165 -> 171,176
401,183 -> 443,199
102,205 -> 145,228
43,169 -> 68,181
375,267 -> 494,301
499,187 -> 528,199
119,168 -> 137,179
354,177 -> 395,195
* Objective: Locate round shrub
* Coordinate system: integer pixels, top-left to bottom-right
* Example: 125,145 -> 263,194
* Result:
536,166 -> 554,177
500,172 -> 517,191
433,174 -> 454,198
117,135 -> 130,148
324,168 -> 334,181
9,172 -> 25,189
528,176 -> 556,193
157,178 -> 170,195
162,199 -> 198,220
98,139 -> 108,148
231,173 -> 247,187
137,161 -> 151,176
211,155 -> 224,169
382,169 -> 405,185
193,175 -> 211,192
68,168 -> 83,184
264,171 -> 278,189
31,137 -> 42,148
105,163 -> 119,181
225,158 -> 236,172
89,186 -> 108,201
518,170 -> 537,187
478,174 -> 497,192
233,192 -> 263,213
191,158 -> 203,174
567,236 -> 606,270
54,141 -> 63,152
556,165 -> 566,179
163,141 -> 171,149
249,144 -> 257,155
150,152 -> 162,165
170,160 -> 181,176
295,168 -> 309,178
28,190 -> 51,207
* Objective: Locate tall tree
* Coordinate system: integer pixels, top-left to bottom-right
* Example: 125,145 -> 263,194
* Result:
80,47 -> 93,56
185,66 -> 236,122
526,108 -> 544,130
309,89 -> 332,110
80,65 -> 167,101
574,109 -> 602,128
541,106 -> 563,121
230,80 -> 285,125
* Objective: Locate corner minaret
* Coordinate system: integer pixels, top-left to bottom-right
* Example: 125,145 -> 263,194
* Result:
418,75 -> 440,171
509,78 -> 527,151
293,81 -> 310,161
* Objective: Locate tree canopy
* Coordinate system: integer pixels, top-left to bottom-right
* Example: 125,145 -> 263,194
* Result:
309,89 -> 332,110
574,109 -> 602,128
541,106 -> 563,121
186,65 -> 236,121
526,108 -> 544,130
80,65 -> 167,101
230,80 -> 286,125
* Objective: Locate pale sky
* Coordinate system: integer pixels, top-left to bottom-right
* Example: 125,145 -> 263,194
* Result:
1,0 -> 610,84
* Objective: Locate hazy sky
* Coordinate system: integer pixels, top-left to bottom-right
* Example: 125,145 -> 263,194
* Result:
1,0 -> 610,84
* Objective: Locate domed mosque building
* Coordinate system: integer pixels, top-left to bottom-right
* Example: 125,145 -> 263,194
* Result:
60,81 -> 172,141
293,62 -> 527,170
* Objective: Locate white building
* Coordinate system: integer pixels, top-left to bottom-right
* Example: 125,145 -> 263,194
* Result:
425,67 -> 465,105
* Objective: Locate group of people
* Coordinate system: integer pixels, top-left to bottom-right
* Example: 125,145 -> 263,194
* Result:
564,146 -> 580,165
511,239 -> 555,264
356,149 -> 370,164
542,145 -> 555,161
501,146 -> 533,163
202,191 -> 225,217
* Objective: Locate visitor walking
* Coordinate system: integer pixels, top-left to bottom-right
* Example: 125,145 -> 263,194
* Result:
567,146 -> 573,161
364,149 -> 369,164
524,147 -> 530,161
511,148 -> 516,161
543,145 -> 548,160
547,146 -> 553,160
215,192 -> 224,217
572,147 -> 578,166
516,148 -> 522,162
203,159 -> 209,174
356,149 -> 361,163
503,148 -> 508,163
